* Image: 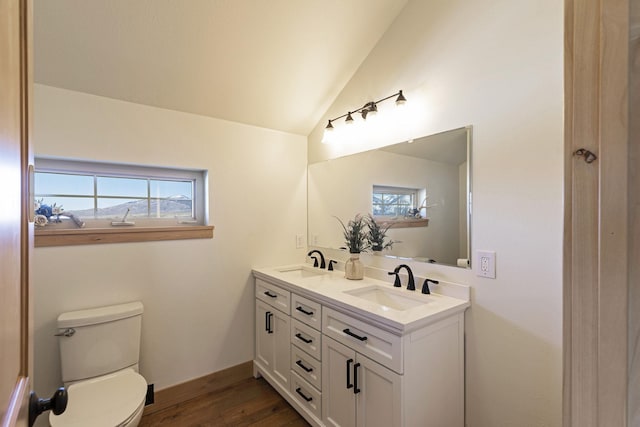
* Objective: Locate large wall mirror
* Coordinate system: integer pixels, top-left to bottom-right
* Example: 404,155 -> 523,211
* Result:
308,126 -> 472,268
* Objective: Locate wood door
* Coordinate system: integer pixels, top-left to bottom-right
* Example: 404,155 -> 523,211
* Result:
0,0 -> 32,426
564,0 -> 630,425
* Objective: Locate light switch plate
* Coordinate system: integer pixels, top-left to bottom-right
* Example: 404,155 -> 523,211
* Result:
476,250 -> 496,278
296,234 -> 305,249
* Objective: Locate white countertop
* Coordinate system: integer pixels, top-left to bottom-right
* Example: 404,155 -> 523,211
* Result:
252,264 -> 470,334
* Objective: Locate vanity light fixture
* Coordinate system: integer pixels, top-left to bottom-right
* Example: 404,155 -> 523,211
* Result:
322,90 -> 407,143
345,112 -> 354,124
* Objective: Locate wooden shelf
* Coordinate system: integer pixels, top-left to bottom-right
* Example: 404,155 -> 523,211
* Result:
35,225 -> 214,247
377,218 -> 429,229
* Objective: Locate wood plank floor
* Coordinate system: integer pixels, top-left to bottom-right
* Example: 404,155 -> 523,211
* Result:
139,377 -> 310,426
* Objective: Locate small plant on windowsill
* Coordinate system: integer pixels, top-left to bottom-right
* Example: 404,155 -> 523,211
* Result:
366,214 -> 394,252
334,214 -> 369,280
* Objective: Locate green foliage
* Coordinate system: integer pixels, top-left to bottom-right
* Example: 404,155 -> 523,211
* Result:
366,214 -> 394,251
334,214 -> 370,254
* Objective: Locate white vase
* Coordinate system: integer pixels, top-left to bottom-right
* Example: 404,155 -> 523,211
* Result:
344,254 -> 364,280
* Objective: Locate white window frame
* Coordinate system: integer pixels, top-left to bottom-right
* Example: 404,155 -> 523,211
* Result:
34,157 -> 208,229
372,185 -> 421,219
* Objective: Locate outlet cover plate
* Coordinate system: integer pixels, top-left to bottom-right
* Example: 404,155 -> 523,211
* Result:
476,250 -> 496,278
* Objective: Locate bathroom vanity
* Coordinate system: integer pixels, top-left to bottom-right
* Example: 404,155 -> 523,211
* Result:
252,265 -> 470,427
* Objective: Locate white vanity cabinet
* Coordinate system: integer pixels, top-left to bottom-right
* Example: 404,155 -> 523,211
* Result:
253,271 -> 467,427
255,279 -> 291,389
322,336 -> 401,427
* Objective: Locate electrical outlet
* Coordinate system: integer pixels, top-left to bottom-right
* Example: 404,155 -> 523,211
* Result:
476,250 -> 496,278
296,234 -> 305,249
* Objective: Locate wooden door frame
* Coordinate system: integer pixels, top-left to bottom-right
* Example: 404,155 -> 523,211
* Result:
564,0 -> 630,425
1,0 -> 32,425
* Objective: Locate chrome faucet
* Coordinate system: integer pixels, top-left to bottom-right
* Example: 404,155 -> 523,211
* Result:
307,249 -> 326,269
422,278 -> 439,295
388,264 -> 415,291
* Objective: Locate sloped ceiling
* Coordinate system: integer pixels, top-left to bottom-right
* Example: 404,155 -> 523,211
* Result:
34,0 -> 408,136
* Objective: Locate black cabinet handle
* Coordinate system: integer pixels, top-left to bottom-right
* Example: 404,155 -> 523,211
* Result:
296,359 -> 313,373
265,311 -> 273,334
265,311 -> 270,332
269,312 -> 274,334
264,291 -> 277,298
295,387 -> 313,402
346,358 -> 354,389
296,306 -> 313,316
343,328 -> 368,341
354,362 -> 361,394
295,333 -> 312,344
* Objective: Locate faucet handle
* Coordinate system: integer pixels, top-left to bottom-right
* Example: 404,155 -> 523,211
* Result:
328,260 -> 337,271
388,271 -> 401,287
310,256 -> 319,267
422,278 -> 439,295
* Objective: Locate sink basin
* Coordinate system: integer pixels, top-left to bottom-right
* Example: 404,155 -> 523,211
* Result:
344,286 -> 429,311
277,266 -> 326,278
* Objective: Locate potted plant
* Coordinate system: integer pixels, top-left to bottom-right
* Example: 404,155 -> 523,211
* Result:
335,214 -> 369,279
366,214 -> 394,252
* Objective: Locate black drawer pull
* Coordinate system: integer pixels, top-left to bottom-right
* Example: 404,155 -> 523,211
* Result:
295,387 -> 313,402
346,358 -> 354,389
296,306 -> 313,316
295,333 -> 313,344
296,360 -> 313,373
264,291 -> 277,298
354,362 -> 361,394
343,328 -> 368,341
265,311 -> 273,334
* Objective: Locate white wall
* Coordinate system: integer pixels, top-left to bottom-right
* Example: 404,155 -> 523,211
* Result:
309,0 -> 563,425
32,85 -> 307,401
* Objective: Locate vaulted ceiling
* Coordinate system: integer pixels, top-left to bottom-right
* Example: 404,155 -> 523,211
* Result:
34,0 -> 408,136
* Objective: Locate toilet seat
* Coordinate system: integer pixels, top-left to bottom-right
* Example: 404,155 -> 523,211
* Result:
50,368 -> 147,427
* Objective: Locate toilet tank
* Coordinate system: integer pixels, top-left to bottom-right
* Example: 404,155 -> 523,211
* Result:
57,302 -> 144,383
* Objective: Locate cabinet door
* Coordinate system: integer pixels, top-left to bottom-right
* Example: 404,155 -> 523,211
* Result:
271,308 -> 291,387
356,354 -> 402,427
322,337 -> 356,427
256,300 -> 275,370
255,300 -> 290,388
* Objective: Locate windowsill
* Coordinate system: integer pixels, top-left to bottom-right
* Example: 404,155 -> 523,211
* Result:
35,225 -> 214,247
376,218 -> 429,229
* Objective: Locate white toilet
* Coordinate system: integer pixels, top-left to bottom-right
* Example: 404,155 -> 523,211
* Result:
50,302 -> 148,427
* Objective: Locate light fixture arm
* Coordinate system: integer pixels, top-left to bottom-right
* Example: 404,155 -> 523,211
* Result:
325,90 -> 405,128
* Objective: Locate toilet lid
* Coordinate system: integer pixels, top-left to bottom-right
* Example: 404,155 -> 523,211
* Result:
50,369 -> 147,427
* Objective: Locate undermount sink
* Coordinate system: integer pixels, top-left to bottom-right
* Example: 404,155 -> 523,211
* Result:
277,266 -> 326,278
344,285 -> 429,311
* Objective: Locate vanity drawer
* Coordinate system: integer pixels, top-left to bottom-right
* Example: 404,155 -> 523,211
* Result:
291,319 -> 321,360
322,307 -> 403,373
291,293 -> 321,331
291,344 -> 322,390
256,279 -> 290,314
290,371 -> 322,420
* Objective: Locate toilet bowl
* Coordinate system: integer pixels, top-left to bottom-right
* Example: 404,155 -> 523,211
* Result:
51,302 -> 147,427
49,369 -> 147,427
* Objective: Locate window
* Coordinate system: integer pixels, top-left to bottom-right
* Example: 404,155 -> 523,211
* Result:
34,158 -> 212,246
372,185 -> 419,218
